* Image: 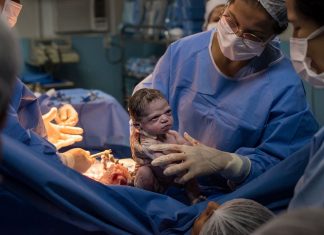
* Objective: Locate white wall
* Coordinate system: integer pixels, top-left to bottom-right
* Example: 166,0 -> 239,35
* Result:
15,0 -> 41,38
15,0 -> 124,38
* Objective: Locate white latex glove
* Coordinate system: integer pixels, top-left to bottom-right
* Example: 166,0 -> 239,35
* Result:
55,104 -> 79,126
150,132 -> 250,184
42,107 -> 83,150
60,148 -> 95,173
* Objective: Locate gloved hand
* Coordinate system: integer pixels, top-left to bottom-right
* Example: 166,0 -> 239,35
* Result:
150,132 -> 251,184
42,107 -> 83,150
55,104 -> 79,126
60,148 -> 95,173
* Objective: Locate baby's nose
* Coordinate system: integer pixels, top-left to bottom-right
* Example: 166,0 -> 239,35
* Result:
160,114 -> 169,122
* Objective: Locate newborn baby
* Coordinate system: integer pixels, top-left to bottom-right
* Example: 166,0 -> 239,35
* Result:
128,88 -> 204,204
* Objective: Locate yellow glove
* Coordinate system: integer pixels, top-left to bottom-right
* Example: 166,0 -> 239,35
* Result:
60,148 -> 95,173
42,107 -> 83,150
55,104 -> 79,126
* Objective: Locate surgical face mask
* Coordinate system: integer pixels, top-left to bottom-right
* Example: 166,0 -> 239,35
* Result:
216,17 -> 267,61
290,26 -> 324,88
206,22 -> 218,31
1,0 -> 22,28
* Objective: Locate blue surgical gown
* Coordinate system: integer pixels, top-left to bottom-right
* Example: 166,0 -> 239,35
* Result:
0,134 -> 202,235
208,143 -> 311,213
289,126 -> 324,209
2,79 -> 59,162
134,30 -> 319,188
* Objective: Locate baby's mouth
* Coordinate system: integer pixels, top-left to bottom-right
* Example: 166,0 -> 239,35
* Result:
161,124 -> 172,131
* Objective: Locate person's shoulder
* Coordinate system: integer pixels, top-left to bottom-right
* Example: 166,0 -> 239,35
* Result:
264,57 -> 308,104
13,78 -> 34,96
263,39 -> 299,83
267,56 -> 301,86
169,30 -> 212,55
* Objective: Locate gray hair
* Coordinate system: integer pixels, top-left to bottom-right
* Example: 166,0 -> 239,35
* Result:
200,199 -> 275,235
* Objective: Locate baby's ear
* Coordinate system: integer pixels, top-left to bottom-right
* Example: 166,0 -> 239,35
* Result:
132,121 -> 141,131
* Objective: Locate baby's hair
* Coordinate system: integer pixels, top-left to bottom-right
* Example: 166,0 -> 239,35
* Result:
128,88 -> 166,121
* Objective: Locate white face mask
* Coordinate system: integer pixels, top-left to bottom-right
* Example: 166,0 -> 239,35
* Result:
216,17 -> 267,61
290,26 -> 324,88
206,22 -> 218,31
1,0 -> 22,28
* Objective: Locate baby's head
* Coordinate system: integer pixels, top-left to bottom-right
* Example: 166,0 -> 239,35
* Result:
128,88 -> 173,136
192,199 -> 275,235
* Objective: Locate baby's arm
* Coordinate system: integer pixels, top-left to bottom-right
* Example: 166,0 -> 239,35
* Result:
132,135 -> 161,163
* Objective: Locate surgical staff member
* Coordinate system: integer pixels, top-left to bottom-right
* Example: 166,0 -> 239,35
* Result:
135,0 -> 319,192
285,0 -> 324,209
203,0 -> 227,31
0,0 -> 94,173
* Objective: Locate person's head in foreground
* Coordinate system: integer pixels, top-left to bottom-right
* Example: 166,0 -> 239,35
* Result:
192,199 -> 274,235
251,208 -> 324,235
0,0 -> 21,127
0,0 -> 22,128
128,88 -> 173,136
286,0 -> 324,87
0,17 -> 20,129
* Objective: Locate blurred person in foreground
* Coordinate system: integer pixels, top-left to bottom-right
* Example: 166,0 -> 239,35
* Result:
0,0 -> 94,173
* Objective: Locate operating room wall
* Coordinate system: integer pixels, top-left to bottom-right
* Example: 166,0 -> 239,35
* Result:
16,0 -> 126,103
52,35 -> 124,103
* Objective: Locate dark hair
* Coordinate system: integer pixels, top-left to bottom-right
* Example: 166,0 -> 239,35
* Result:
228,0 -> 288,34
128,88 -> 166,122
295,0 -> 324,26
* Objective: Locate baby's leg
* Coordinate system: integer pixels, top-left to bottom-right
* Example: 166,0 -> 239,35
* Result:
134,165 -> 160,192
185,179 -> 206,205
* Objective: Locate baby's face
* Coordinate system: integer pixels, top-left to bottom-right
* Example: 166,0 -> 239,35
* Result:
140,99 -> 173,136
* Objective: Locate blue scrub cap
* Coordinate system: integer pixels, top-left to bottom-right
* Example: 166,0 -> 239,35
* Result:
258,0 -> 288,28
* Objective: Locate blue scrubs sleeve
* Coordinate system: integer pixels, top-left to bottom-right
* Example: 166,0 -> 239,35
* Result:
236,87 -> 319,185
3,104 -> 60,163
